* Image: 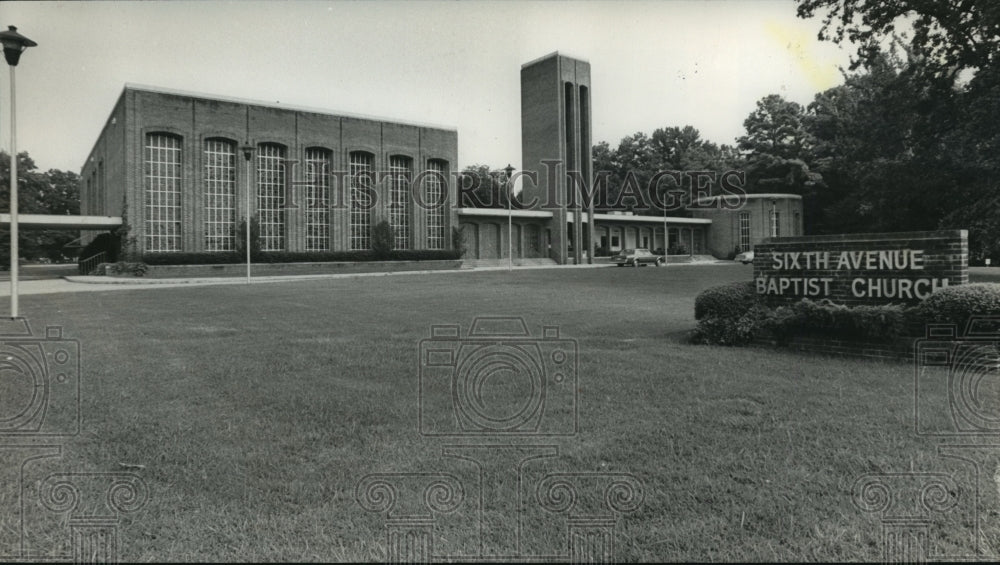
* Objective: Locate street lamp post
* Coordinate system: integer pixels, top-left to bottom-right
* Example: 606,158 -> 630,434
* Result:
0,26 -> 37,319
661,187 -> 668,266
501,164 -> 515,271
242,143 -> 254,284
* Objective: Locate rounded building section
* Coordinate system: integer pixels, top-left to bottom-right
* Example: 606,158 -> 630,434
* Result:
689,194 -> 803,259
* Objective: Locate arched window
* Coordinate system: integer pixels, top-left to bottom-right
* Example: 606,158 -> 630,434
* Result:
144,133 -> 183,252
388,155 -> 412,250
349,151 -> 374,250
304,148 -> 332,251
204,138 -> 237,251
425,160 -> 447,250
257,143 -> 286,251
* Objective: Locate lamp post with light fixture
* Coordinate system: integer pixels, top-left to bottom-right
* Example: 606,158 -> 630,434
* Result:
504,164 -> 515,271
242,143 -> 254,283
0,26 -> 36,318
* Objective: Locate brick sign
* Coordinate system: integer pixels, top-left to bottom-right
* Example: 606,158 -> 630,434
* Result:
753,230 -> 968,306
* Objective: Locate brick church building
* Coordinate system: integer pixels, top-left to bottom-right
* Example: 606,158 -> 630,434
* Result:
80,52 -> 801,263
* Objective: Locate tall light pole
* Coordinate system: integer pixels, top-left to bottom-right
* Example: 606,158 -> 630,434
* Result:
0,26 -> 36,319
502,164 -> 515,271
242,143 -> 254,284
661,187 -> 668,266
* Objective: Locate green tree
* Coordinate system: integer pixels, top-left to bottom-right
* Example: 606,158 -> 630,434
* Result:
736,94 -> 822,230
0,151 -> 81,263
796,0 -> 1000,83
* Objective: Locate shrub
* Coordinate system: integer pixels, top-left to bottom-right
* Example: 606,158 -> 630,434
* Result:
691,281 -> 768,345
694,281 -> 760,320
692,304 -> 771,346
235,216 -> 262,257
371,220 -> 394,258
912,283 -> 1000,330
766,299 -> 910,342
104,261 -> 148,277
452,227 -> 467,257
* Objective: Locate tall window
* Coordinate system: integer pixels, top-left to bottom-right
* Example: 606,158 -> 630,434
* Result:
425,160 -> 447,250
388,156 -> 411,250
257,143 -> 286,251
144,133 -> 183,252
739,212 -> 751,251
305,148 -> 331,251
85,176 -> 93,215
204,139 -> 236,251
770,210 -> 781,238
350,152 -> 374,250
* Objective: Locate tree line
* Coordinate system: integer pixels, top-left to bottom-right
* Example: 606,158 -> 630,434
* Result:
463,1 -> 999,263
0,151 -> 81,264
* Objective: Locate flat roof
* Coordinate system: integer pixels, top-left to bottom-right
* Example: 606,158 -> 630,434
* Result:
582,213 -> 712,225
124,83 -> 458,132
521,50 -> 590,69
694,193 -> 802,205
455,208 -> 554,219
0,214 -> 123,230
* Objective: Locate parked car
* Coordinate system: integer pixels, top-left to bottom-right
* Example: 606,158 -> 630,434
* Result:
611,248 -> 664,267
735,250 -> 755,264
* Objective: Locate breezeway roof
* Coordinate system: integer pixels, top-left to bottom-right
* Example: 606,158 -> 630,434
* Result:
0,214 -> 123,230
573,213 -> 712,225
455,208 -> 554,219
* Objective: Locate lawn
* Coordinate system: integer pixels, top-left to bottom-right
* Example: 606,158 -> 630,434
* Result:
2,264 -> 997,562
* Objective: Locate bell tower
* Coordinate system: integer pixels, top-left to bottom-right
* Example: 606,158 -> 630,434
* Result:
520,52 -> 594,265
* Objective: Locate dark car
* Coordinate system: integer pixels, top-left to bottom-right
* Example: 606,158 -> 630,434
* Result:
611,248 -> 664,267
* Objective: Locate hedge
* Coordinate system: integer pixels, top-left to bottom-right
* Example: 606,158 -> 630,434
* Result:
911,283 -> 1000,331
692,280 -> 1000,347
693,280 -> 761,320
141,249 -> 462,265
768,299 -> 910,343
692,281 -> 766,345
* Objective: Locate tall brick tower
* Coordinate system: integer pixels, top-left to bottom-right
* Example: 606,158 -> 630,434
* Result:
520,52 -> 594,265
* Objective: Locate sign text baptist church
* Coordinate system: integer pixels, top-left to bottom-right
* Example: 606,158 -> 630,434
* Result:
752,230 -> 968,306
760,249 -> 949,300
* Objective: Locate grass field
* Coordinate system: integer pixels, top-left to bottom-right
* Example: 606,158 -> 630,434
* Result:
2,264 -> 998,562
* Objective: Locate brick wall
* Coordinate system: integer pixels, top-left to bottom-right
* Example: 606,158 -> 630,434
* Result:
82,85 -> 458,256
753,230 -> 968,306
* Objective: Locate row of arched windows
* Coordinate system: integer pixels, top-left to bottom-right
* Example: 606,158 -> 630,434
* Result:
142,133 -> 449,253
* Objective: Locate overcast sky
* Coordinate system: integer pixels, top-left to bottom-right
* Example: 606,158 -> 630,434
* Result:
1,0 -> 851,173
